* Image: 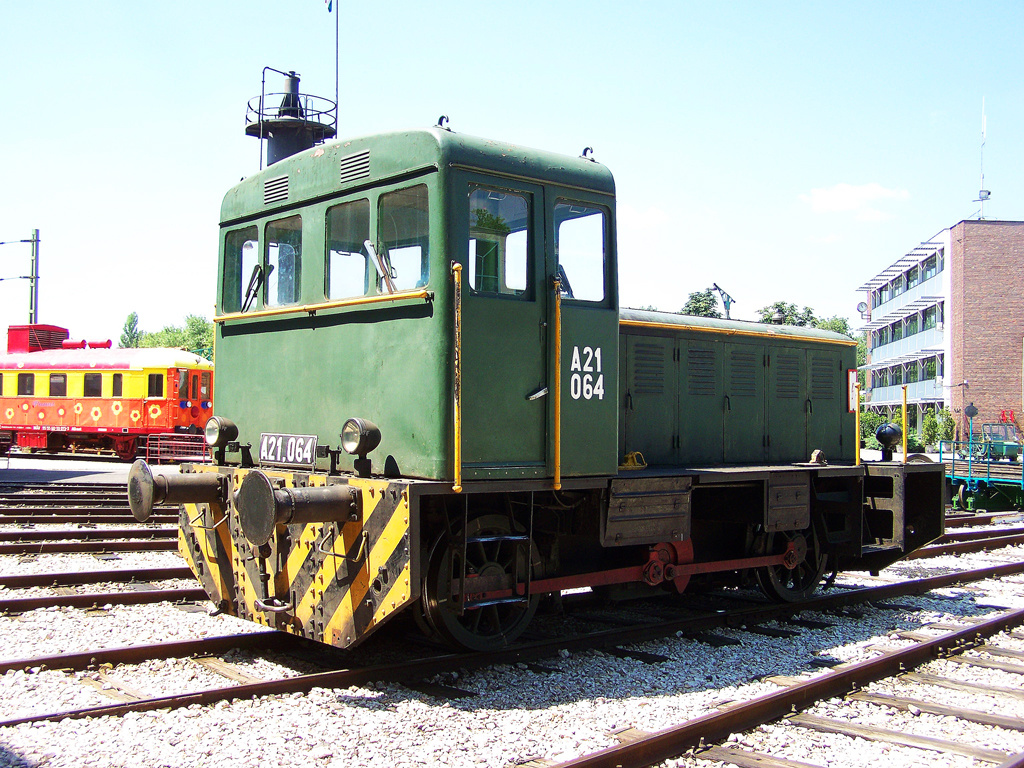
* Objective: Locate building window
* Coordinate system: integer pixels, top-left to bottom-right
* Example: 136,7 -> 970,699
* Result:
924,358 -> 937,379
17,373 -> 34,396
891,322 -> 903,341
112,374 -> 123,397
49,374 -> 67,397
922,305 -> 937,330
906,363 -> 919,383
84,374 -> 102,397
922,255 -> 938,281
148,374 -> 163,398
908,265 -> 921,289
891,366 -> 903,385
905,315 -> 919,336
891,275 -> 905,297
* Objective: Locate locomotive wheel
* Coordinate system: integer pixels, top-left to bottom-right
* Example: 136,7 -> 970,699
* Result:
114,437 -> 138,462
755,524 -> 828,603
421,514 -> 541,652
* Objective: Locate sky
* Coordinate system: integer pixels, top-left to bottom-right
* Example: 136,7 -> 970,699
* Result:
1,1 -> 1022,341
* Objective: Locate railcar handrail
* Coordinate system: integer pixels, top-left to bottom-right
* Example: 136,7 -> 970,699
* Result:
213,289 -> 433,323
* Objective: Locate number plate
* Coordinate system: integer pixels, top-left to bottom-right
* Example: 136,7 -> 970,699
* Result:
258,432 -> 318,468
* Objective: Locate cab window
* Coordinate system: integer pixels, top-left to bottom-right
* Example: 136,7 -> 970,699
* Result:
266,215 -> 302,306
84,374 -> 102,397
148,374 -> 164,398
378,185 -> 429,292
200,372 -> 211,400
468,186 -> 529,298
327,199 -> 371,299
112,373 -> 123,397
178,369 -> 189,399
554,201 -> 606,303
49,374 -> 67,397
222,226 -> 260,313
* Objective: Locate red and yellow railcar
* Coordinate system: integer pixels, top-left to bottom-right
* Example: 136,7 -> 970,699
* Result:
0,324 -> 213,460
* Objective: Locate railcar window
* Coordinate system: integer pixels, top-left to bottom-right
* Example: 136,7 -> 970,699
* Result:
17,373 -> 34,396
0,373 -> 3,395
191,374 -> 199,400
326,200 -> 371,299
148,374 -> 164,398
84,374 -> 102,398
378,185 -> 429,292
177,370 -> 188,399
200,372 -> 211,399
554,202 -> 606,302
468,187 -> 529,297
266,215 -> 302,306
112,374 -> 123,397
49,374 -> 67,397
222,227 -> 260,314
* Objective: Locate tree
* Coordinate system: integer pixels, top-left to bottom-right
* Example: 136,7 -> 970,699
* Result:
680,288 -> 721,318
139,315 -> 214,358
815,315 -> 852,336
119,312 -> 142,348
756,301 -> 816,326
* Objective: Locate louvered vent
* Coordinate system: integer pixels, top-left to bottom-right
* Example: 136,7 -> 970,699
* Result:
264,175 -> 289,204
810,357 -> 835,400
729,350 -> 757,397
687,348 -> 716,395
776,354 -> 800,399
633,343 -> 665,395
339,150 -> 371,185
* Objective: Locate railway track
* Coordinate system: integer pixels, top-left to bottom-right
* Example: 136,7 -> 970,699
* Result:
1,560 -> 1022,731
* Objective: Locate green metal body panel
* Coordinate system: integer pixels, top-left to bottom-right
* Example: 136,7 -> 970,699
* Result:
214,129 -> 618,481
618,310 -> 857,466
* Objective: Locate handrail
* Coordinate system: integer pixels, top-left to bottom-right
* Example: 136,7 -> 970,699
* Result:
553,277 -> 562,491
214,289 -> 432,323
451,263 -> 463,494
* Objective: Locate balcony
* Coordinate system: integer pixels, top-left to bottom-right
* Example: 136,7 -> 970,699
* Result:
870,327 -> 945,363
867,378 -> 945,406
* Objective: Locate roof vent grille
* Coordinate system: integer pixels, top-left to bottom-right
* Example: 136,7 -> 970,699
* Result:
264,175 -> 289,204
339,150 -> 371,185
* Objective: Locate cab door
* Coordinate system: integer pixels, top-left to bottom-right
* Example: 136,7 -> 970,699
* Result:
460,176 -> 548,477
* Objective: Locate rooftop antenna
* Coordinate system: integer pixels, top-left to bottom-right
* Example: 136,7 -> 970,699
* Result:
711,283 -> 735,319
975,98 -> 990,219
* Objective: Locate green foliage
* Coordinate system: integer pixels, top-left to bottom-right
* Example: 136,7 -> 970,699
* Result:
680,288 -> 722,318
922,411 -> 939,447
137,314 -> 214,359
815,315 -> 852,336
756,301 -> 816,326
119,312 -> 142,348
936,407 -> 955,442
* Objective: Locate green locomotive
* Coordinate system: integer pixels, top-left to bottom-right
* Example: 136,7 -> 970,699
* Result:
129,76 -> 944,652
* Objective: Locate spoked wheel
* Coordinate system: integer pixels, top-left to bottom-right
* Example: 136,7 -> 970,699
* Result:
755,525 -> 828,603
421,514 -> 541,651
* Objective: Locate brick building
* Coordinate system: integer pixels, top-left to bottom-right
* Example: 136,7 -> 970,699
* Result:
858,219 -> 1024,440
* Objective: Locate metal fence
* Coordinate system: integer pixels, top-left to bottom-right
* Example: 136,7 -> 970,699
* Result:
143,433 -> 210,464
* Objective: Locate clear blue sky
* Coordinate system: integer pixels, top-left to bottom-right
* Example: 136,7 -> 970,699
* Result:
1,1 -> 1021,340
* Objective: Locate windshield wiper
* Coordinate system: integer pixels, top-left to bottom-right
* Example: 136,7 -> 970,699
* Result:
241,263 -> 274,312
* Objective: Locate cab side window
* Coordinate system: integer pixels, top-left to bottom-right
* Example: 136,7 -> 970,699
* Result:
378,185 -> 429,292
49,374 -> 67,397
17,373 -> 34,396
112,374 -> 123,398
326,200 -> 371,299
148,374 -> 164,398
554,202 -> 606,303
468,187 -> 529,298
266,215 -> 302,306
222,226 -> 260,313
84,374 -> 102,397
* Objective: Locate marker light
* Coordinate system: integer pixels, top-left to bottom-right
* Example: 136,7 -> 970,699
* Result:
205,416 -> 239,448
340,418 -> 381,456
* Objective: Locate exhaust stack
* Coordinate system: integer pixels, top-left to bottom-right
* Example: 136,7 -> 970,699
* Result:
245,69 -> 337,166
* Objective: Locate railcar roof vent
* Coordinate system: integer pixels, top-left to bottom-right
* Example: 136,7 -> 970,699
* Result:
245,68 -> 337,168
339,150 -> 370,185
264,175 -> 289,205
7,324 -> 69,354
